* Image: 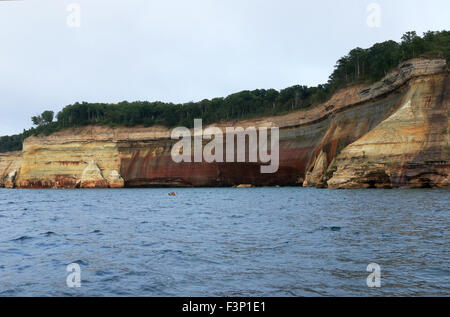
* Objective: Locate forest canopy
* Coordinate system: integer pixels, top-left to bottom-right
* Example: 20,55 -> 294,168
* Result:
1,30 -> 449,153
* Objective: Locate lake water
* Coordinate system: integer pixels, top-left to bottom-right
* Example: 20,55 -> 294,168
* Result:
0,187 -> 448,296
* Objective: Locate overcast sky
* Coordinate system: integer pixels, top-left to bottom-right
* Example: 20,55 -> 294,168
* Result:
0,0 -> 449,135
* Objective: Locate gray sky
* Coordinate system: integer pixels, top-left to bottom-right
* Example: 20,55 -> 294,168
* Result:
0,0 -> 449,135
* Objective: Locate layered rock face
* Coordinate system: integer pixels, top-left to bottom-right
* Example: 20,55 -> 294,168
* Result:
1,58 -> 449,189
0,151 -> 23,188
16,128 -> 123,188
327,72 -> 449,188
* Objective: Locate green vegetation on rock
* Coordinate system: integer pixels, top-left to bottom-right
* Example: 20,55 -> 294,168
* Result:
1,30 -> 449,153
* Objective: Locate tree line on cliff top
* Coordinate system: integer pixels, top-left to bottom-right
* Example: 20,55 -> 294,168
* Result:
1,30 -> 449,153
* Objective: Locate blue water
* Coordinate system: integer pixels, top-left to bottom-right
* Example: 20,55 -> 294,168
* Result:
0,188 -> 448,296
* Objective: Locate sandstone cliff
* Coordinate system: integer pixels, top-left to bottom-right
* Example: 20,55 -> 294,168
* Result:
0,151 -> 22,188
327,73 -> 449,188
1,58 -> 448,189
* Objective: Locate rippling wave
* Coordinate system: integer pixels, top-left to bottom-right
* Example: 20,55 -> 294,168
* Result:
0,188 -> 448,296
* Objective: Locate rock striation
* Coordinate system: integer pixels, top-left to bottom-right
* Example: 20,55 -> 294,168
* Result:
1,58 -> 448,189
327,73 -> 450,188
0,151 -> 22,188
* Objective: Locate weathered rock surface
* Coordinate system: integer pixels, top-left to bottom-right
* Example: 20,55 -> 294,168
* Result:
0,58 -> 448,189
107,170 -> 125,188
303,150 -> 328,188
328,72 -> 449,188
79,160 -> 108,188
16,132 -> 122,188
0,151 -> 22,188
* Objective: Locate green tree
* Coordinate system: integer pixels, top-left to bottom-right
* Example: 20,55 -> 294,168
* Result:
41,111 -> 54,124
2,30 -> 449,153
31,115 -> 44,126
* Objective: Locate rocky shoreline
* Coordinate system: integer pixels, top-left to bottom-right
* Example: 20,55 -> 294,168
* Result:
1,58 -> 449,189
